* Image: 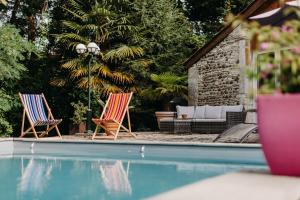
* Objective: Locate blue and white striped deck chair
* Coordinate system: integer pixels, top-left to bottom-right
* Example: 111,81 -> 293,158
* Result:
19,93 -> 62,139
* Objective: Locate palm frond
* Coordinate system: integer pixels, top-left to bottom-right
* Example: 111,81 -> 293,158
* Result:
56,33 -> 88,45
104,45 -> 144,62
62,21 -> 82,32
81,24 -> 99,32
127,59 -> 153,69
63,7 -> 86,21
50,78 -> 67,87
112,71 -> 134,84
62,58 -> 83,70
64,0 -> 87,20
70,67 -> 88,78
78,76 -> 104,89
0,0 -> 7,6
142,73 -> 188,100
90,5 -> 112,17
97,81 -> 123,96
94,64 -> 112,77
151,72 -> 187,85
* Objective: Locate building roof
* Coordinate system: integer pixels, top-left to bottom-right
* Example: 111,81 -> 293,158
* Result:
184,0 -> 284,68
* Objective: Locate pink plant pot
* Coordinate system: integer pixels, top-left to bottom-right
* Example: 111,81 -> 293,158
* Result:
257,94 -> 300,176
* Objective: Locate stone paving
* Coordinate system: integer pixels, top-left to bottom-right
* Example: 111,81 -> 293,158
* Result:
64,132 -> 259,143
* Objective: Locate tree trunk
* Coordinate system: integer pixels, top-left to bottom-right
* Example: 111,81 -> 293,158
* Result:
10,0 -> 21,24
27,15 -> 36,41
162,98 -> 171,111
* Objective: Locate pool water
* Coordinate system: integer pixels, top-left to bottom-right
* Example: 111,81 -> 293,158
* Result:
0,154 -> 266,200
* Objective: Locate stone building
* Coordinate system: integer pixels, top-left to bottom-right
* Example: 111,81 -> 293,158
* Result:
185,0 -> 293,110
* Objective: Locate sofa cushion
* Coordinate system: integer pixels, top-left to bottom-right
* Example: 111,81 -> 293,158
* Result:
193,106 -> 206,119
176,106 -> 195,119
205,106 -> 222,119
174,119 -> 193,123
221,105 -> 243,119
160,118 -> 174,122
193,119 -> 226,122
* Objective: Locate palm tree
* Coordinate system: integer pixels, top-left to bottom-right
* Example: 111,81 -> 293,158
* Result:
142,72 -> 188,110
53,0 -> 145,96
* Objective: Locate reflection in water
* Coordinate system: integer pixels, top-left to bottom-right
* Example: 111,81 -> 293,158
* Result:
99,161 -> 132,195
0,155 -> 266,200
17,157 -> 132,197
18,158 -> 54,194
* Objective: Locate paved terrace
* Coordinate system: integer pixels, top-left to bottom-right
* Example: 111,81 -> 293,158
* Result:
149,170 -> 300,200
42,132 -> 259,143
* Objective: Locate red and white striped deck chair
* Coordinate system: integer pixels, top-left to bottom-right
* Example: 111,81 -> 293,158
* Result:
19,93 -> 62,139
92,93 -> 136,140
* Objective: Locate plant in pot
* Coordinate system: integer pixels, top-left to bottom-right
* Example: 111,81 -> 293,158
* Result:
142,72 -> 188,128
70,101 -> 88,134
241,8 -> 300,176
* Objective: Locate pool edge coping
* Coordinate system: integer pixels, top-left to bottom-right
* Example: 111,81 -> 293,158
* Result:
0,137 -> 262,148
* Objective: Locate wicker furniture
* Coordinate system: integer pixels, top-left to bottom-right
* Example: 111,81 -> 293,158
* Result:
191,112 -> 246,134
158,105 -> 246,134
160,118 -> 175,133
191,119 -> 226,134
155,111 -> 176,129
174,119 -> 192,133
160,118 -> 192,133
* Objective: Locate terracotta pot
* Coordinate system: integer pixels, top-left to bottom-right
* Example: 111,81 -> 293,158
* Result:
155,111 -> 176,128
69,122 -> 86,134
257,94 -> 300,176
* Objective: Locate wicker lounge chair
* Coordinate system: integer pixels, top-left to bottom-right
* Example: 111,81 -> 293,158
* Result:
92,92 -> 136,140
19,93 -> 62,139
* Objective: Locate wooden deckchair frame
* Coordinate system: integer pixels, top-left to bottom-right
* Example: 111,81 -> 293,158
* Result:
19,93 -> 62,139
92,92 -> 136,140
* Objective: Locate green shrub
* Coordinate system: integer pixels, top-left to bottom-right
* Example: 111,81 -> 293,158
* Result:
0,24 -> 35,135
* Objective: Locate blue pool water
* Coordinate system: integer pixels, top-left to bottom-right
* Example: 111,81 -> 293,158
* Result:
0,151 -> 266,200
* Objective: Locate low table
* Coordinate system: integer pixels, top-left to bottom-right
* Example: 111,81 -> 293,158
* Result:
159,118 -> 192,133
160,118 -> 175,133
174,119 -> 192,133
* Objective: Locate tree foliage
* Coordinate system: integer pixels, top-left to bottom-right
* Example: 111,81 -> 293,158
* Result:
0,0 -> 245,133
0,25 -> 34,135
53,0 -> 144,96
134,0 -> 203,74
181,0 -> 252,36
142,73 -> 188,100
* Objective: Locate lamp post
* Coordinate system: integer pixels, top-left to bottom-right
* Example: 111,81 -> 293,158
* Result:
76,42 -> 100,134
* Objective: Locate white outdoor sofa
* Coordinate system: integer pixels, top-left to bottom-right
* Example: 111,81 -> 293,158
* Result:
159,105 -> 246,134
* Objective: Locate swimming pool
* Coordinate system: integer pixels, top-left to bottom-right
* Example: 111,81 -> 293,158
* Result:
0,139 -> 267,200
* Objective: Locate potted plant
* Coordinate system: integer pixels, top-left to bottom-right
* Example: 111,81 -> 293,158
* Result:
243,9 -> 300,176
142,72 -> 188,128
70,101 -> 88,134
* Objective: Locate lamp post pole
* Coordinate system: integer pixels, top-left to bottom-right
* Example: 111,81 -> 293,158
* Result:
76,42 -> 100,134
87,54 -> 93,133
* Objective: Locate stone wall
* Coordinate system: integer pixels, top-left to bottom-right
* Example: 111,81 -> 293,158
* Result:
188,27 -> 247,106
187,66 -> 199,106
